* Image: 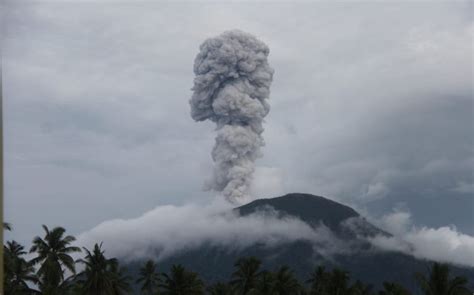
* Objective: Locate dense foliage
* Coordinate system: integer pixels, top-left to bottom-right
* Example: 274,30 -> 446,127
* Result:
4,224 -> 472,295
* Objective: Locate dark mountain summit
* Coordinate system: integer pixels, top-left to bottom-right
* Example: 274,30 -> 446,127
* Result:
236,193 -> 359,229
236,193 -> 387,238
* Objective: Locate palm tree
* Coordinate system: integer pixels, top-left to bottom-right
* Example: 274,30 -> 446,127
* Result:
306,266 -> 328,295
29,225 -> 81,294
272,266 -> 301,295
76,243 -> 131,295
230,257 -> 263,295
76,243 -> 113,294
208,282 -> 235,295
6,240 -> 26,257
108,259 -> 132,295
415,263 -> 471,295
4,240 -> 39,294
379,282 -> 412,295
350,280 -> 374,295
248,270 -> 275,295
160,264 -> 204,295
325,268 -> 350,295
136,259 -> 161,294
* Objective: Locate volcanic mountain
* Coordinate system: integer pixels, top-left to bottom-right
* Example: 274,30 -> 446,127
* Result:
127,193 -> 474,292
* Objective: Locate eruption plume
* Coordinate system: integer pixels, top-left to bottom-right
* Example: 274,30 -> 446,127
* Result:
190,30 -> 274,203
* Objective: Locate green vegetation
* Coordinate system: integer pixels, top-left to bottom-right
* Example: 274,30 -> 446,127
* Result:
136,260 -> 160,295
29,225 -> 81,294
76,243 -> 131,295
4,224 -> 472,295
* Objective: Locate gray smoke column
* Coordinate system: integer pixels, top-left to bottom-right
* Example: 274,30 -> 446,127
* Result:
190,30 -> 274,203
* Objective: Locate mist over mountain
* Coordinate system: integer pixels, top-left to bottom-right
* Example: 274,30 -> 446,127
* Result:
122,193 -> 474,292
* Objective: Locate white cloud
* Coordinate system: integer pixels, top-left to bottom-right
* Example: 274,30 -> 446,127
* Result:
76,199 -> 336,262
364,182 -> 389,201
451,181 -> 474,194
377,209 -> 412,235
370,210 -> 474,267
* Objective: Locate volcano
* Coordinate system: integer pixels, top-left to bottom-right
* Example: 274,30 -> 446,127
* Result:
126,193 -> 474,292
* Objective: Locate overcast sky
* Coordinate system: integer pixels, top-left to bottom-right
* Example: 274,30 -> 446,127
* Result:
2,1 -> 473,247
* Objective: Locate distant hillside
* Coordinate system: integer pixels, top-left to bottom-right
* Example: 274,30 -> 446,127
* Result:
126,193 -> 474,292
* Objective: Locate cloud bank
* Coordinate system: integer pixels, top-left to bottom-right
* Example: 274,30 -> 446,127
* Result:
76,200 -> 337,262
76,201 -> 474,268
370,210 -> 474,267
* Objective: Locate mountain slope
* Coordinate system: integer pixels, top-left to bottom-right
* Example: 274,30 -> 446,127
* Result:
236,193 -> 358,229
126,193 -> 474,292
236,193 -> 388,237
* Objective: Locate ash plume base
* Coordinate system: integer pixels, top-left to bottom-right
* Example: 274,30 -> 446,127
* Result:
190,30 -> 274,203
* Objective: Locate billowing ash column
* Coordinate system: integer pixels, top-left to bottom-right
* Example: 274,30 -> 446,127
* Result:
190,30 -> 274,203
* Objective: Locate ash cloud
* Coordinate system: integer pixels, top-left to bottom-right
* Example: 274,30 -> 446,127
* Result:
190,30 -> 274,203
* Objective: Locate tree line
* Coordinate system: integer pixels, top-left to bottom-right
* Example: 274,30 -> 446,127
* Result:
4,224 -> 472,295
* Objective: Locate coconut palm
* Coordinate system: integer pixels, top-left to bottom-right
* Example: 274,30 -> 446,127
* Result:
6,240 -> 26,257
4,240 -> 39,294
136,259 -> 161,295
29,225 -> 81,294
76,243 -> 131,295
248,270 -> 275,295
108,260 -> 132,295
208,282 -> 235,295
350,280 -> 374,295
76,243 -> 113,294
306,266 -> 328,295
160,264 -> 204,295
273,266 -> 301,295
325,268 -> 350,295
378,282 -> 412,295
415,263 -> 471,295
230,257 -> 263,295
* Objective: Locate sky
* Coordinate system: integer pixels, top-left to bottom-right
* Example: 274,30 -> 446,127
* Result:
2,0 -> 473,254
